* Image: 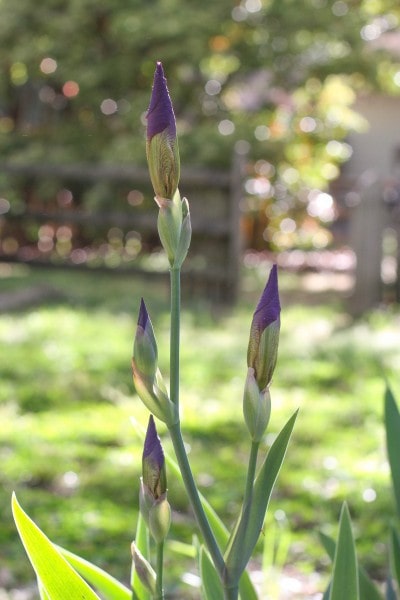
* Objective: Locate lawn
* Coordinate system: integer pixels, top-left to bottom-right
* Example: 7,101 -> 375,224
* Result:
0,262 -> 399,599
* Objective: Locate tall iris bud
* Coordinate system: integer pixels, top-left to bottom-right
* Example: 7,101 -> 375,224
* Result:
139,415 -> 171,543
132,299 -> 178,425
146,62 -> 191,268
244,264 -> 281,442
146,61 -> 180,202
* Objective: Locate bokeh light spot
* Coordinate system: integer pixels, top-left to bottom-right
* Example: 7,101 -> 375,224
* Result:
218,119 -> 235,135
62,81 -> 80,98
100,99 -> 118,115
40,57 -> 57,74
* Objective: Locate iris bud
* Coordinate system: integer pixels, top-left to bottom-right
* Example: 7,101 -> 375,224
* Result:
146,62 -> 191,268
244,264 -> 280,440
140,416 -> 171,543
247,264 -> 280,390
146,62 -> 180,202
132,300 -> 178,425
131,542 -> 156,594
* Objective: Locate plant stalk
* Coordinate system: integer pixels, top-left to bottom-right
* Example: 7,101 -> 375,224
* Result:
244,441 -> 260,511
170,266 -> 180,409
168,265 -> 226,579
168,420 -> 225,577
223,585 -> 239,600
155,542 -> 164,600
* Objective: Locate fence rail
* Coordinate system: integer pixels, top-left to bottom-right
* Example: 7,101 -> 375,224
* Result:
0,155 -> 244,303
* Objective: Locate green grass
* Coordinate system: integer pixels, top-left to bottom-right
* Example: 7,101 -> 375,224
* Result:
0,264 -> 399,598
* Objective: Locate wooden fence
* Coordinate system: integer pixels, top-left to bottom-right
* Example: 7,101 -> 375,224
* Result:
0,154 -> 244,303
332,174 -> 400,314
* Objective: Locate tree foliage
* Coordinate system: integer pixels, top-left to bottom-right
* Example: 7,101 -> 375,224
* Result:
1,0 -> 399,248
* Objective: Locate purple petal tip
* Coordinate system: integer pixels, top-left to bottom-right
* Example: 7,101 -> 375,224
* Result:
253,264 -> 280,332
138,298 -> 149,329
147,62 -> 176,140
143,415 -> 164,469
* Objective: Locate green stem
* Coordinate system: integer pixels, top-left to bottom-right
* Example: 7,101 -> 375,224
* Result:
170,267 -> 180,409
223,585 -> 240,600
155,542 -> 164,600
168,266 -> 225,579
243,441 -> 260,512
224,440 -> 260,592
168,419 -> 225,578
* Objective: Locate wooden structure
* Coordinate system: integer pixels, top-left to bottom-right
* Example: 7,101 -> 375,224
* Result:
0,155 -> 244,303
331,173 -> 400,315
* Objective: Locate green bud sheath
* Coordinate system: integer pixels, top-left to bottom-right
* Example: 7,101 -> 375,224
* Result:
243,368 -> 271,442
149,495 -> 171,544
132,361 -> 177,425
254,320 -> 280,391
146,130 -> 180,201
131,542 -> 156,594
156,192 -> 182,265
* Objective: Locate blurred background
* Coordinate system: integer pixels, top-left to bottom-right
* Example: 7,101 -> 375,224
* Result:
1,0 -> 400,598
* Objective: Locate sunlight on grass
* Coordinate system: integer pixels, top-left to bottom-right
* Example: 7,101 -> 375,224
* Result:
0,266 -> 399,596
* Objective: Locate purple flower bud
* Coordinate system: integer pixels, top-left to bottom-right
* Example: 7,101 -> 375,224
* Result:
247,264 -> 281,390
146,62 -> 180,200
138,297 -> 149,330
142,415 -> 166,500
147,62 -> 176,142
140,416 -> 171,543
133,298 -> 157,380
252,264 -> 280,336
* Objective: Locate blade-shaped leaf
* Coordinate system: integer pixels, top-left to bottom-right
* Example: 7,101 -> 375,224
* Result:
390,526 -> 400,589
199,546 -> 224,600
319,531 -> 383,600
224,410 -> 298,584
12,493 -> 101,600
38,578 -> 51,600
130,417 -> 258,600
384,386 -> 400,518
329,503 -> 359,600
131,512 -> 151,600
58,546 -> 131,600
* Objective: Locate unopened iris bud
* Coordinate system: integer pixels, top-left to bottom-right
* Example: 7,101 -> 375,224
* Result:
146,61 -> 180,201
247,264 -> 281,391
131,542 -> 156,594
139,416 -> 171,543
134,298 -> 157,380
132,301 -> 178,425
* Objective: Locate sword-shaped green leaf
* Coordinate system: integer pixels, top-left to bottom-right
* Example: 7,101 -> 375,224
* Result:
319,531 -> 383,600
12,493 -> 101,600
384,386 -> 400,519
329,503 -> 359,600
58,546 -> 131,600
224,410 -> 298,585
390,526 -> 400,590
199,545 -> 224,600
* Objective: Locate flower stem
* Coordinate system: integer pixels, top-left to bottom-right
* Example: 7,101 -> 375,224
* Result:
244,441 -> 260,511
168,265 -> 226,579
170,267 -> 180,409
223,585 -> 239,600
168,420 -> 225,577
155,542 -> 164,600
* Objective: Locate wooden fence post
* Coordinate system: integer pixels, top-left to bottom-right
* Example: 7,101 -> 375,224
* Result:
349,177 -> 386,315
